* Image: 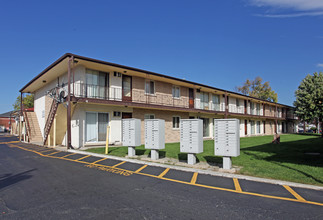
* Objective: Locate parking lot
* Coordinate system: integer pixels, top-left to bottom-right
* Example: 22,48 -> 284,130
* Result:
2,136 -> 323,209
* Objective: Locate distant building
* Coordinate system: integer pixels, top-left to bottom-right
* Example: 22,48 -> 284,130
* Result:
0,111 -> 15,131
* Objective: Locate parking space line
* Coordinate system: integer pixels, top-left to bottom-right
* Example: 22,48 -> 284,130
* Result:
283,185 -> 306,202
91,158 -> 108,164
47,151 -> 60,156
38,149 -> 53,153
190,172 -> 198,184
61,153 -> 76,158
5,142 -> 323,208
134,165 -> 148,173
75,155 -> 91,161
158,168 -> 170,178
233,178 -> 242,192
112,161 -> 126,168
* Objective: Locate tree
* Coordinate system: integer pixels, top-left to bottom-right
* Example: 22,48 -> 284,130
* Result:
13,94 -> 34,111
294,72 -> 323,136
236,77 -> 278,102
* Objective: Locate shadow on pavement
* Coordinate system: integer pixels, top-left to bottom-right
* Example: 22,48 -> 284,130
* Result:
0,169 -> 36,191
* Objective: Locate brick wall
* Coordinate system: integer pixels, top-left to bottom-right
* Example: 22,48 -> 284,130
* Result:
131,76 -> 189,108
132,108 -> 189,143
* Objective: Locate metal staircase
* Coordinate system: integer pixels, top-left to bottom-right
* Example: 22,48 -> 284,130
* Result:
43,99 -> 58,145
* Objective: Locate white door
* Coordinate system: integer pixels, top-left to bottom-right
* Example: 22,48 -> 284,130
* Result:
86,112 -> 98,142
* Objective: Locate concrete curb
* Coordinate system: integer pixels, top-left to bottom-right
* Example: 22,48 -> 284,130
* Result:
67,149 -> 323,192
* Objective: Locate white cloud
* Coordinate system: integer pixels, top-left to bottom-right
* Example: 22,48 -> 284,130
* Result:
250,0 -> 323,11
249,0 -> 323,17
317,63 -> 323,67
255,11 -> 323,18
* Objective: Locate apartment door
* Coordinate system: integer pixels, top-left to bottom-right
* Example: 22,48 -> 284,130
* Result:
244,120 -> 247,135
244,100 -> 247,114
189,88 -> 194,108
122,75 -> 132,102
122,112 -> 132,119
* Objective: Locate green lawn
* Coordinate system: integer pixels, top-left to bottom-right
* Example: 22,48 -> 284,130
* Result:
86,134 -> 323,186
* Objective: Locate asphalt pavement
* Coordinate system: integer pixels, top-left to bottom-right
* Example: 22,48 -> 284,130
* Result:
0,135 -> 323,219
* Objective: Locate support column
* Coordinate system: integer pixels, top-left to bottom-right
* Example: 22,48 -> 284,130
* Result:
223,157 -> 232,170
128,147 -> 136,157
151,149 -> 159,160
67,56 -> 73,149
187,153 -> 197,165
53,115 -> 56,147
224,92 -> 228,119
19,92 -> 23,141
48,134 -> 51,147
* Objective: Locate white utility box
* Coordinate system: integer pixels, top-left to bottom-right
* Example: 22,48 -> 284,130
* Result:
145,119 -> 165,150
214,118 -> 240,157
180,119 -> 203,154
122,119 -> 141,157
180,119 -> 203,165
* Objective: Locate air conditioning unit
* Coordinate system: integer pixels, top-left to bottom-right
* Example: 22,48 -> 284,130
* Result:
58,87 -> 67,103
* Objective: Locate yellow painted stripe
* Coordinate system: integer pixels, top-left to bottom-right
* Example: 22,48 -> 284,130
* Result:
91,157 -> 108,164
190,172 -> 198,184
61,153 -> 76,158
75,155 -> 91,161
158,168 -> 170,178
112,161 -> 126,168
40,149 -> 55,153
6,143 -> 323,208
134,165 -> 148,173
233,178 -> 242,192
283,185 -> 306,202
47,151 -> 59,156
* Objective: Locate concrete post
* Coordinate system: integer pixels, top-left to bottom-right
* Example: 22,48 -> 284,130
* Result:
223,157 -> 232,170
187,153 -> 197,165
151,149 -> 159,160
128,147 -> 136,157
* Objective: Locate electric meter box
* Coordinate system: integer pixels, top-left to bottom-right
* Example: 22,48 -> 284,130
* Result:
145,119 -> 165,150
180,119 -> 203,154
214,118 -> 240,157
122,118 -> 141,147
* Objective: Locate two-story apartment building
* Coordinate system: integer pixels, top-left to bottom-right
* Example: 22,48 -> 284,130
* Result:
19,53 -> 298,149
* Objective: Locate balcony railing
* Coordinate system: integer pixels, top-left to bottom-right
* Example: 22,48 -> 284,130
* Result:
74,83 -> 122,101
70,83 -> 296,118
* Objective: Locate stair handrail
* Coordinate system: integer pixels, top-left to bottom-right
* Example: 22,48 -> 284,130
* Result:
43,99 -> 58,145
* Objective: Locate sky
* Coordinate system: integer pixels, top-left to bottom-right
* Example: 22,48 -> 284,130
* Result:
1,0 -> 323,113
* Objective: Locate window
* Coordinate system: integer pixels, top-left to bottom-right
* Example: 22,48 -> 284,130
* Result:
113,111 -> 121,117
145,80 -> 155,95
86,112 -> 109,142
236,99 -> 240,107
251,120 -> 255,134
250,102 -> 254,114
172,116 -> 180,129
172,86 -> 180,98
200,92 -> 209,109
257,121 -> 261,134
256,103 -> 260,115
212,94 -> 220,111
144,114 -> 155,119
86,69 -> 108,99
